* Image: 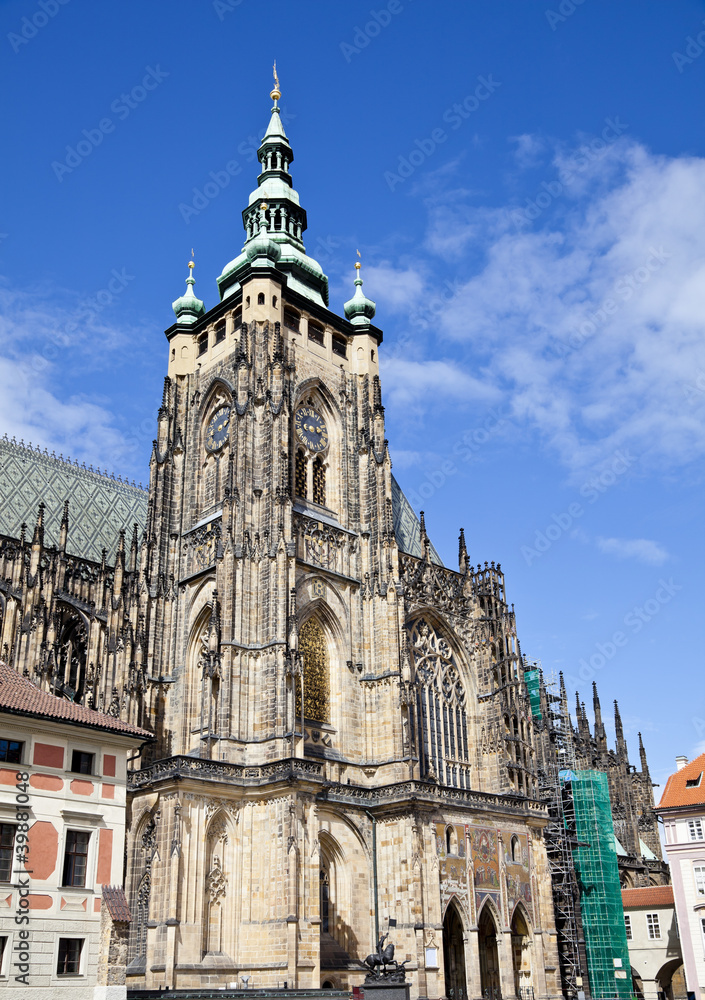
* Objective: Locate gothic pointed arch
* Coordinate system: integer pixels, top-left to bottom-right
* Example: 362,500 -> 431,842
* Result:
296,616 -> 330,725
53,604 -> 88,704
442,896 -> 468,1000
406,615 -> 473,787
292,380 -> 341,514
511,902 -> 534,998
477,898 -> 501,999
184,590 -> 219,752
198,382 -> 233,517
127,812 -> 157,971
203,809 -> 234,957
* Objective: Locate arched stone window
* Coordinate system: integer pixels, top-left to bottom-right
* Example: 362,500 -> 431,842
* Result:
312,455 -> 326,506
295,449 -> 308,499
55,611 -> 87,704
407,618 -> 470,788
511,835 -> 520,862
128,817 -> 156,970
296,618 -> 329,724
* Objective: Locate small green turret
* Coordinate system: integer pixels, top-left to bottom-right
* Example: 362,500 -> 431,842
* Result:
172,257 -> 205,326
344,259 -> 376,328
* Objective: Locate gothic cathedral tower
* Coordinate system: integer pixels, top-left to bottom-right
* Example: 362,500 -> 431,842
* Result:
126,78 -> 562,998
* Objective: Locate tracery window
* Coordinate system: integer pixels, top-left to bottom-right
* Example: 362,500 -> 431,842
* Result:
296,618 -> 329,724
56,613 -> 87,704
312,456 -> 326,506
407,618 -> 470,788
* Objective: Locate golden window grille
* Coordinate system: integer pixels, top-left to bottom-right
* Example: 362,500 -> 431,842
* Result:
312,456 -> 326,506
295,450 -> 307,498
295,618 -> 329,723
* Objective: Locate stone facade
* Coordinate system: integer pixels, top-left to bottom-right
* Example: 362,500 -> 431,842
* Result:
0,82 -> 668,998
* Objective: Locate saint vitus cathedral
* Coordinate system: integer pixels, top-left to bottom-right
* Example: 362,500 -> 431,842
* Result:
0,78 -> 666,998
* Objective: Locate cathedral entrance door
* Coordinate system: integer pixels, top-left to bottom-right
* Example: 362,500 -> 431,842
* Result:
510,908 -> 532,998
443,900 -> 467,999
478,905 -> 501,1000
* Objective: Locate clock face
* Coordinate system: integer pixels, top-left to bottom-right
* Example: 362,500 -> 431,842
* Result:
295,406 -> 328,453
205,406 -> 231,452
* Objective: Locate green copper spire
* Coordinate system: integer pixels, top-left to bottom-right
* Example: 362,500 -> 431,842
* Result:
344,257 -> 376,327
217,68 -> 329,306
172,256 -> 205,326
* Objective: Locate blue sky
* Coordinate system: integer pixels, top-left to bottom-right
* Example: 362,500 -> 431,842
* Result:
1,0 -> 704,792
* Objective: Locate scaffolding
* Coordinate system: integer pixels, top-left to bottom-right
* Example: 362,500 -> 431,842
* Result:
525,668 -> 587,1000
567,769 -> 633,1000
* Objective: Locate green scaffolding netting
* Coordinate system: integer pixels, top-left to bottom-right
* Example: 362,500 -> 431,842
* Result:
564,769 -> 632,1000
523,668 -> 542,720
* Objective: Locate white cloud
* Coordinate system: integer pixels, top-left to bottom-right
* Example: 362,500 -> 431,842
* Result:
373,139 -> 705,478
510,133 -> 546,169
0,278 -> 149,480
381,357 -> 499,415
596,536 -> 669,565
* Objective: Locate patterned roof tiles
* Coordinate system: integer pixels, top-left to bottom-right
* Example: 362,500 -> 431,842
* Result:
0,661 -> 152,740
657,753 -> 705,810
0,435 -> 148,563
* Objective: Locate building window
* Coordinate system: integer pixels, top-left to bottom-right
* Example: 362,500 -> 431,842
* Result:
332,334 -> 347,358
312,456 -> 326,506
407,618 -> 470,788
0,740 -> 22,764
0,825 -> 15,883
624,914 -> 632,940
214,321 -> 226,344
197,332 -> 208,356
57,938 -> 83,976
272,295 -> 278,308
646,913 -> 661,939
694,865 -> 705,896
295,618 -> 330,724
689,819 -> 704,841
284,307 -> 300,331
70,750 -> 94,775
62,831 -> 90,888
686,773 -> 703,788
511,835 -> 520,862
257,292 -> 265,305
308,320 -> 325,346
295,450 -> 307,499
232,306 -> 242,328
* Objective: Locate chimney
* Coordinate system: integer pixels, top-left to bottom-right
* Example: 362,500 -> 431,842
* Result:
676,755 -> 688,771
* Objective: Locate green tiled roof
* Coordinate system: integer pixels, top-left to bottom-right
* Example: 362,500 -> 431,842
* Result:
0,435 -> 148,564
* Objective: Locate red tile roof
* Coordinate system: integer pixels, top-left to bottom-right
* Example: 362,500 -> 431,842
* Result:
622,885 -> 674,908
102,885 -> 131,922
0,662 -> 152,740
657,754 -> 705,810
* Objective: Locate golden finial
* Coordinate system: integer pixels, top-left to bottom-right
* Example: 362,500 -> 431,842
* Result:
188,249 -> 195,271
260,202 -> 268,211
271,61 -> 281,101
355,249 -> 362,271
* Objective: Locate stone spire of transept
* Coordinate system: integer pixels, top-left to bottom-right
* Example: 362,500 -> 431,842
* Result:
614,699 -> 628,760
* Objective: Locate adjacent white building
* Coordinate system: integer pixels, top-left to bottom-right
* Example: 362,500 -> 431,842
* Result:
622,884 -> 684,1000
0,661 -> 151,999
657,752 -> 705,1000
